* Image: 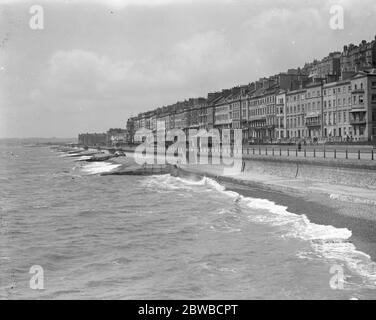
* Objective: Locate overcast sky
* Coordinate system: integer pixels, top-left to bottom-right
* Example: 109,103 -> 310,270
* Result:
0,0 -> 376,138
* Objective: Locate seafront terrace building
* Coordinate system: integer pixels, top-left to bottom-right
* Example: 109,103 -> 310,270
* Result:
286,87 -> 307,141
304,81 -> 324,139
78,132 -> 107,146
199,93 -> 218,131
322,79 -> 352,140
303,52 -> 341,80
247,71 -> 307,143
106,128 -> 128,147
125,71 -> 376,145
124,36 -> 376,144
213,89 -> 232,131
341,37 -> 376,73
275,91 -> 287,140
349,71 -> 376,140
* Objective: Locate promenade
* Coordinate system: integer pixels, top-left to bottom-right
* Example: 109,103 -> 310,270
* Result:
241,144 -> 376,161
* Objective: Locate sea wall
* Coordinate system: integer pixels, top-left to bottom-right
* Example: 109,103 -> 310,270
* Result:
244,158 -> 376,189
96,145 -> 376,189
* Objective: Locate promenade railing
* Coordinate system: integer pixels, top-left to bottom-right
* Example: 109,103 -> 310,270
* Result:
241,146 -> 375,161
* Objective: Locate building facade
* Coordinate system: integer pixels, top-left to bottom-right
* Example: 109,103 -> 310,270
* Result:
341,37 -> 376,73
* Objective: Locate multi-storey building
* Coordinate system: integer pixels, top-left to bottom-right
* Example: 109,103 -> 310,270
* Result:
158,112 -> 170,131
349,71 -> 376,141
247,71 -> 306,143
227,87 -> 242,130
186,98 -> 205,130
106,128 -> 128,147
322,79 -> 352,140
240,86 -> 250,142
286,88 -> 307,140
214,89 -> 232,131
275,91 -> 286,140
201,92 -> 221,130
124,37 -> 376,144
304,82 -> 323,139
126,117 -> 136,143
78,133 -> 107,146
341,37 -> 376,73
304,52 -> 341,80
173,105 -> 186,131
248,86 -> 278,143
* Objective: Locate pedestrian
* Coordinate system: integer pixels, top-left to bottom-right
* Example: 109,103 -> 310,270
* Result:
241,160 -> 246,172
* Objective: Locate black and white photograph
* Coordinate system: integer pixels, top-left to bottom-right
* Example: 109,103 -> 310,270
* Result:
1,0 -> 376,305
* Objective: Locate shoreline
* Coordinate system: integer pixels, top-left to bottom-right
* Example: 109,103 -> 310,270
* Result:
69,145 -> 376,261
175,164 -> 376,262
54,145 -> 376,291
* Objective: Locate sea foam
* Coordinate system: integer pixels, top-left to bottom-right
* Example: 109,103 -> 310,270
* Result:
152,174 -> 376,287
81,162 -> 121,175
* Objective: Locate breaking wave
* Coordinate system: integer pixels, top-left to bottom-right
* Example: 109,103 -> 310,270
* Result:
145,174 -> 376,287
81,162 -> 121,175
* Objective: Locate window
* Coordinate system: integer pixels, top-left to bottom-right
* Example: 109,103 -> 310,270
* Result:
344,111 -> 346,123
372,94 -> 376,102
372,81 -> 376,88
359,95 -> 364,104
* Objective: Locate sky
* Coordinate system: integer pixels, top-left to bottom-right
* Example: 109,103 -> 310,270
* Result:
0,0 -> 376,138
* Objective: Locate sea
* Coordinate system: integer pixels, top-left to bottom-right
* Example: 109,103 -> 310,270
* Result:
1,142 -> 376,299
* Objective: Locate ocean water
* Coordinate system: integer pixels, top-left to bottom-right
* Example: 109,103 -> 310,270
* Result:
1,143 -> 376,299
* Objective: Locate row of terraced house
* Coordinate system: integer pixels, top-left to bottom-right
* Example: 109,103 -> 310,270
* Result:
123,36 -> 376,145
